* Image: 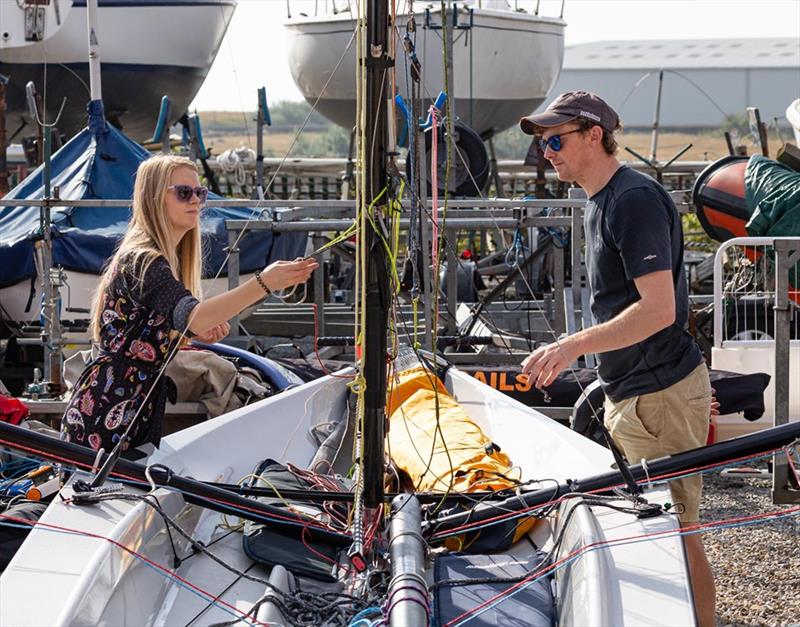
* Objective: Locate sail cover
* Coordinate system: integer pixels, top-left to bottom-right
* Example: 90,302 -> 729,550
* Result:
0,123 -> 306,289
386,359 -> 538,551
693,154 -> 800,303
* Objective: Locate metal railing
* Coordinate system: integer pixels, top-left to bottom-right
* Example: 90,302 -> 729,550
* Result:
713,236 -> 800,504
202,155 -> 710,201
713,237 -> 800,347
221,197 -> 588,340
0,194 -> 589,373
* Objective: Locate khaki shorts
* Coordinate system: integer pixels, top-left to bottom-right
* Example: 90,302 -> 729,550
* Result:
604,363 -> 712,523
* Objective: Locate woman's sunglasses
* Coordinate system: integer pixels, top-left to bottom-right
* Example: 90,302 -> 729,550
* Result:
538,127 -> 583,152
168,184 -> 209,204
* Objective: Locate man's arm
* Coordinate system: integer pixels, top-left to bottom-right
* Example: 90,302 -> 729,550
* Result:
521,269 -> 675,389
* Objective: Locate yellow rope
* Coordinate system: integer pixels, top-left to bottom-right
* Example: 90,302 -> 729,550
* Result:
352,0 -> 368,481
305,222 -> 359,260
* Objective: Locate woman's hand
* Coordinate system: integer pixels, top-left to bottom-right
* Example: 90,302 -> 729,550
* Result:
195,322 -> 230,344
188,258 -> 318,337
261,257 -> 319,291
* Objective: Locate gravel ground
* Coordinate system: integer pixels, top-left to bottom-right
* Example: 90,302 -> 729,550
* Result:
701,470 -> 799,627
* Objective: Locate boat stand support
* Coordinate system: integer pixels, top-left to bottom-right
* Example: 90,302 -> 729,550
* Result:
772,238 -> 800,504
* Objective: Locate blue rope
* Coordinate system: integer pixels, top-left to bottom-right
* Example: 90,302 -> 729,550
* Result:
349,606 -> 383,626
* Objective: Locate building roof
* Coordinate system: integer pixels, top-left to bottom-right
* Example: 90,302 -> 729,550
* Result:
564,38 -> 800,70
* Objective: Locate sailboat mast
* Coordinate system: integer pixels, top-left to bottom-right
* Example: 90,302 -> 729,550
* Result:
86,0 -> 102,102
362,0 -> 391,508
86,0 -> 106,134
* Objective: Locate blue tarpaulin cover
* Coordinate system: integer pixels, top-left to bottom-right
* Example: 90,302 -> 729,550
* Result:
0,121 -> 306,289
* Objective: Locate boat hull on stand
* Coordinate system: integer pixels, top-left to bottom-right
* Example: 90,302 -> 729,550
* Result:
285,4 -> 565,137
0,0 -> 236,141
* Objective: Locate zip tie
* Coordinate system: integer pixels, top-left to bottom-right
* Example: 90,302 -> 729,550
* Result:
641,458 -> 653,489
144,465 -> 158,494
91,447 -> 105,475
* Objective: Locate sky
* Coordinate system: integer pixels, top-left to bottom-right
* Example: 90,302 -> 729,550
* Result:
189,0 -> 800,111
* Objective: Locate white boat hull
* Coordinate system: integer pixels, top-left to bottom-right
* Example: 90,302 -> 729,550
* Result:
0,0 -> 74,49
0,369 -> 695,626
0,0 -> 236,139
285,5 -> 565,136
0,271 -> 233,328
788,98 -> 800,146
0,1 -> 233,67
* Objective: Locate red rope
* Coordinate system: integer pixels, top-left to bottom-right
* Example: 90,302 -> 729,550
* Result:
300,525 -> 351,575
0,511 -> 269,626
442,503 -> 800,627
0,435 -> 348,536
429,446 -> 786,539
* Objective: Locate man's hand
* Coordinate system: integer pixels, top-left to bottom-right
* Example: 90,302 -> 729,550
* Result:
710,387 -> 720,417
195,322 -> 230,344
521,339 -> 579,390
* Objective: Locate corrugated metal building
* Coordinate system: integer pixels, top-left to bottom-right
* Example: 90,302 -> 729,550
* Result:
540,38 -> 800,129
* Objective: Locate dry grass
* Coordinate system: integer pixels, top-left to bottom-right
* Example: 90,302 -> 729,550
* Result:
616,131 -> 733,163
204,132 -> 325,157
615,127 -> 791,163
204,129 -> 780,162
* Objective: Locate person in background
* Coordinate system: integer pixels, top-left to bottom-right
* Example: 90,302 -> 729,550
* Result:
518,92 -> 716,627
61,155 -> 317,453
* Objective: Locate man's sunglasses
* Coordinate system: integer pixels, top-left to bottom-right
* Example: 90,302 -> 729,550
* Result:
168,184 -> 209,204
538,127 -> 583,152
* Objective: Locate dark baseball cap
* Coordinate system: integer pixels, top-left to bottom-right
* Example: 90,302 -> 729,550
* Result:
520,91 -> 620,135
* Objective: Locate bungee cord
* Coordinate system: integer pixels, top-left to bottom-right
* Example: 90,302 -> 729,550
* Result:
427,444 -> 798,542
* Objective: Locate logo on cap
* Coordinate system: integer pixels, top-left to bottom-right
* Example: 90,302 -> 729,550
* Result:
579,111 -> 601,122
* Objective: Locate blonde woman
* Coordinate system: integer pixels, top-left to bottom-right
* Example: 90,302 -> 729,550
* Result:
61,155 -> 317,452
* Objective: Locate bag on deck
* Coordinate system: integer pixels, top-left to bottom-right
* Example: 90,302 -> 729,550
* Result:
387,349 -> 538,552
242,459 -> 350,582
433,551 -> 554,627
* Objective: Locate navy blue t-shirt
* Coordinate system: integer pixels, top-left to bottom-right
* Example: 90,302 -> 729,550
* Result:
584,166 -> 703,401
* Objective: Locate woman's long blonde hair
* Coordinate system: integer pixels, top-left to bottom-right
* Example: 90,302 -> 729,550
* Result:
90,155 -> 203,340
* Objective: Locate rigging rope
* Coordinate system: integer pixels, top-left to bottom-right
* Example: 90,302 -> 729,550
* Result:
348,0 -> 371,573
430,106 -> 440,272
442,502 -> 800,627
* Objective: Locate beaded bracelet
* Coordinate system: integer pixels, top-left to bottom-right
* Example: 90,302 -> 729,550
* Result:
254,269 -> 271,295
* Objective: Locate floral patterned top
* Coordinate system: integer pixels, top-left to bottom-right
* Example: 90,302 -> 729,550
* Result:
61,255 -> 199,452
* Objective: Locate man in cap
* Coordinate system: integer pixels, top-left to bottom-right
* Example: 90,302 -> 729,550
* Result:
519,91 -> 715,626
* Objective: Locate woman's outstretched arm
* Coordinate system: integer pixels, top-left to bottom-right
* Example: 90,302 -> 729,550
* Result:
187,257 -> 318,335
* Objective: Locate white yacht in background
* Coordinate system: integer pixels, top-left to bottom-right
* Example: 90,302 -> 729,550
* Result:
788,98 -> 800,146
0,0 -> 236,141
285,0 -> 565,137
